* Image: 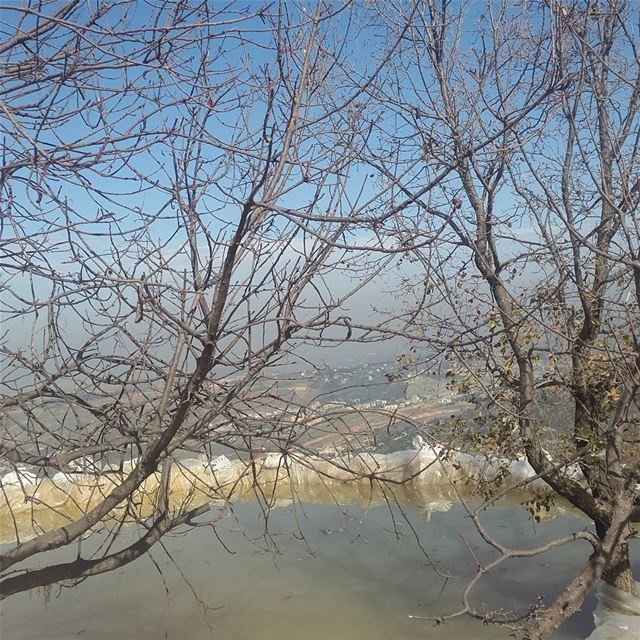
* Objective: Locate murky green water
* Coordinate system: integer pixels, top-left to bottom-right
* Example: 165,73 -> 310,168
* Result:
3,492 -> 634,640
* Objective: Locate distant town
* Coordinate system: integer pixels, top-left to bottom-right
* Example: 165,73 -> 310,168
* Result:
232,360 -> 473,455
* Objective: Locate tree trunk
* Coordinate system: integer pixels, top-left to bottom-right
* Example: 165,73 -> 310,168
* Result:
596,521 -> 638,596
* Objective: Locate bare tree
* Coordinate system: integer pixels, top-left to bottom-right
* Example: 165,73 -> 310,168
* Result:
3,2 -> 638,638
0,0 -> 418,598
357,1 -> 639,637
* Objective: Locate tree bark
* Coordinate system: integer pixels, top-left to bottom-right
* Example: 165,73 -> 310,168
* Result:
596,521 -> 638,596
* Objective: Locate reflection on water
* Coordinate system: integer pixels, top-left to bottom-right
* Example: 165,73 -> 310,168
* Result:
0,451 -> 579,545
3,492 -> 635,640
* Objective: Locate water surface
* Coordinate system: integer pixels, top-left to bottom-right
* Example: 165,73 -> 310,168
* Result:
3,493 -> 632,640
